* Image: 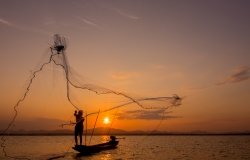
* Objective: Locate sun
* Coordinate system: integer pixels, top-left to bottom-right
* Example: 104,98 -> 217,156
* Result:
103,117 -> 110,125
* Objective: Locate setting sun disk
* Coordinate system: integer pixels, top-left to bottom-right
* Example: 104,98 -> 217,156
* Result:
103,117 -> 110,124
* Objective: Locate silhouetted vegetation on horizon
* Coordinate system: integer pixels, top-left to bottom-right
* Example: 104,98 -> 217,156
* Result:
1,127 -> 250,136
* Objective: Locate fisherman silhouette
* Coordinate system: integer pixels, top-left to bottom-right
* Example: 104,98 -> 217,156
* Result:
74,110 -> 84,145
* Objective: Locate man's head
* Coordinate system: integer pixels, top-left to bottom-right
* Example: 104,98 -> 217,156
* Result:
79,110 -> 83,115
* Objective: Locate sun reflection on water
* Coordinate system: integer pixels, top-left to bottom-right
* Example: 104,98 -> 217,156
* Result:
100,153 -> 111,160
101,135 -> 110,143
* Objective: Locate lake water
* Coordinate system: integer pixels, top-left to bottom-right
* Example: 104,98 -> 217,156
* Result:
1,135 -> 250,160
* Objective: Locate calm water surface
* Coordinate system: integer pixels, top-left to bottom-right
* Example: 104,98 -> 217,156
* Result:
1,135 -> 250,160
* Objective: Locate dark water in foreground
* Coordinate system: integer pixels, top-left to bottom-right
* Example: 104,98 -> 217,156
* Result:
1,135 -> 250,160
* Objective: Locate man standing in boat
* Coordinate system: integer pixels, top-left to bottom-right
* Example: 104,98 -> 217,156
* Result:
74,110 -> 84,146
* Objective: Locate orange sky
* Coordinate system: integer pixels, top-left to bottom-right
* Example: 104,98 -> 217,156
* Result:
0,0 -> 250,132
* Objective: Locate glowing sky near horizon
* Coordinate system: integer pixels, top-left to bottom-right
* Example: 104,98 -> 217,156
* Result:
0,0 -> 250,132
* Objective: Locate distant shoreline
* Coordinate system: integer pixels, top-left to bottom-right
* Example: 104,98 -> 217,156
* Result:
1,127 -> 249,136
1,133 -> 250,136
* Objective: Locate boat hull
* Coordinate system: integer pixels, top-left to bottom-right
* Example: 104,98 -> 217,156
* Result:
72,140 -> 119,154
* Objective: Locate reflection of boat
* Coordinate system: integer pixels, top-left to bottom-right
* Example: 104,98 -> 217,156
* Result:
72,140 -> 119,154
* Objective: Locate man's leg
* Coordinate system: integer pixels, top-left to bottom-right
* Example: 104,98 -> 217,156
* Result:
74,129 -> 78,145
79,132 -> 82,145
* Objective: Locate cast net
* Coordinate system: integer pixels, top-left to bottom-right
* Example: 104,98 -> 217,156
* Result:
0,34 -> 182,159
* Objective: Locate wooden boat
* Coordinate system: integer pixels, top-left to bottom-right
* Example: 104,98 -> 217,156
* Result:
72,140 -> 119,154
